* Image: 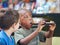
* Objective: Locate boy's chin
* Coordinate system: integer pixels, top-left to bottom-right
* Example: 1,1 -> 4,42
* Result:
25,27 -> 30,30
26,26 -> 32,29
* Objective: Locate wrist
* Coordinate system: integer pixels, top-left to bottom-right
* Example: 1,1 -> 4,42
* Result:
49,30 -> 54,33
36,28 -> 41,33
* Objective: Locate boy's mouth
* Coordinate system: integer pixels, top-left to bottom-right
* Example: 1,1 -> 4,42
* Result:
30,22 -> 38,25
30,22 -> 32,25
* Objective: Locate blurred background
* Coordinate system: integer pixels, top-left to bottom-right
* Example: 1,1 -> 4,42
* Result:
0,0 -> 60,13
0,0 -> 60,45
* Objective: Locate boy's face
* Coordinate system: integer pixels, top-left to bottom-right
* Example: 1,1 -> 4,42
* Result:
14,19 -> 20,31
20,11 -> 33,29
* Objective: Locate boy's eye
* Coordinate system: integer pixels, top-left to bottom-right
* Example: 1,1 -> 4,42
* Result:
24,15 -> 28,18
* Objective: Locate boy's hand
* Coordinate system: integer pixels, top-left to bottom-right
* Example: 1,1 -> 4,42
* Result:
49,21 -> 56,31
37,21 -> 45,32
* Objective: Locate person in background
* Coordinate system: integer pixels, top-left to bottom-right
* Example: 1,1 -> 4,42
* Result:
8,0 -> 14,9
32,0 -> 56,14
14,9 -> 56,45
13,0 -> 20,10
46,0 -> 56,13
14,0 -> 35,11
32,0 -> 47,14
0,10 -> 20,45
2,0 -> 8,8
0,0 -> 2,8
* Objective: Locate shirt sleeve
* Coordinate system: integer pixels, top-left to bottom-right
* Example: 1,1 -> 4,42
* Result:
14,29 -> 24,44
39,31 -> 46,42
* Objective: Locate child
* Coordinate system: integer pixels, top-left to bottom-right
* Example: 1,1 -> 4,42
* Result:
0,11 -> 4,31
0,10 -> 20,45
14,9 -> 56,45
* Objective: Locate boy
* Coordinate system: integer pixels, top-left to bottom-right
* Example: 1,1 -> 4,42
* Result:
0,10 -> 20,45
0,11 -> 4,31
14,9 -> 56,45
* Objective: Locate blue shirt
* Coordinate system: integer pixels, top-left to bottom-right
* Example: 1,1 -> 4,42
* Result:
0,30 -> 14,45
2,1 -> 8,8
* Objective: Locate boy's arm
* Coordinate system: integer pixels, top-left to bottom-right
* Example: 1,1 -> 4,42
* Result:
39,21 -> 56,42
44,21 -> 56,38
16,21 -> 45,45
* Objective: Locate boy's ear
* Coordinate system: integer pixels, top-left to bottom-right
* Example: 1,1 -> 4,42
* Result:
12,23 -> 16,29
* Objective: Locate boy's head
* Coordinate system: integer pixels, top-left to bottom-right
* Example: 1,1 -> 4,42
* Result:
18,9 -> 33,29
0,12 -> 5,30
0,10 -> 20,31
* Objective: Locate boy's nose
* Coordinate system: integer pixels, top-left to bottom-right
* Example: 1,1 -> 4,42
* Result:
29,18 -> 32,21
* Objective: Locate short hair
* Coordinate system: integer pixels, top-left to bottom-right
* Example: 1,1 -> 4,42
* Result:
18,8 -> 32,16
0,10 -> 19,30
